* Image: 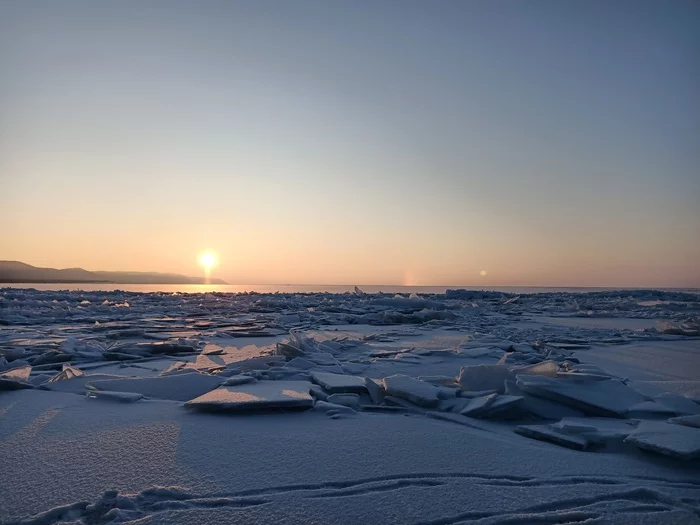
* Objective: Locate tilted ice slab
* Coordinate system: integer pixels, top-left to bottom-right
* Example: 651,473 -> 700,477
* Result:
381,374 -> 440,408
86,390 -> 144,403
184,380 -> 313,412
516,375 -> 647,417
310,371 -> 367,394
1,364 -> 31,381
460,393 -> 497,417
364,377 -> 385,404
41,373 -> 128,394
0,364 -> 33,391
669,414 -> 700,429
515,425 -> 590,451
457,365 -> 514,394
627,401 -> 679,419
505,380 -> 584,420
87,372 -> 223,402
652,393 -> 700,416
513,360 -> 560,378
550,417 -> 638,444
327,393 -> 360,409
46,365 -> 84,383
624,421 -> 700,460
0,377 -> 33,391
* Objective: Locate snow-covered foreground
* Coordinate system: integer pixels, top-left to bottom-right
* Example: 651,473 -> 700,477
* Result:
1,288 -> 699,524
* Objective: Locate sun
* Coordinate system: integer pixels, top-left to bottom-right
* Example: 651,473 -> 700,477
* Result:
200,252 -> 216,269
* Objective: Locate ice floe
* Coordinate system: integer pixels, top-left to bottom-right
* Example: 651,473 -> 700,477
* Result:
87,372 -> 223,401
185,380 -> 314,412
624,421 -> 700,460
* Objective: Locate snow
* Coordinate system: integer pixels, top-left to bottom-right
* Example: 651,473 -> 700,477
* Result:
1,287 -> 700,523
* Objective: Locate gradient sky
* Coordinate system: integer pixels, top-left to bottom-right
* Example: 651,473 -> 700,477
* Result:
1,1 -> 698,287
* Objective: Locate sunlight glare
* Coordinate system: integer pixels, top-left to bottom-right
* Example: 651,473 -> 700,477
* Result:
200,252 -> 216,269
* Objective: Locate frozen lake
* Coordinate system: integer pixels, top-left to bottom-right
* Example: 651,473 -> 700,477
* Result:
4,282 -> 699,295
1,287 -> 699,524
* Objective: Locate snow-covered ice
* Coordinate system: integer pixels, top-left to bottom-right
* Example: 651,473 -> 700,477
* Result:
1,287 -> 699,523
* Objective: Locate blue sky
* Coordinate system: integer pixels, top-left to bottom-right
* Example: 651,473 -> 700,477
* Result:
1,1 -> 698,286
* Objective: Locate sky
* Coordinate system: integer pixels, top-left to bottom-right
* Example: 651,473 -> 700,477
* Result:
1,0 -> 698,287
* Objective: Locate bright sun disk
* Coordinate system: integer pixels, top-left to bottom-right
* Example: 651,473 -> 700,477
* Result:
200,252 -> 216,269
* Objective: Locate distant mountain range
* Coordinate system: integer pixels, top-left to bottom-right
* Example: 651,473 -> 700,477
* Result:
0,261 -> 228,285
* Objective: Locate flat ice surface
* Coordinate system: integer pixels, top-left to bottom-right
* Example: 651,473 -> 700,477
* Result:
1,287 -> 699,523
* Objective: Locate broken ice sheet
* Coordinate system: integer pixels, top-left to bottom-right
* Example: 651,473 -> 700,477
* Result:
86,372 -> 222,401
515,424 -> 590,451
310,371 -> 367,394
457,365 -> 514,394
0,365 -> 31,381
382,374 -> 440,408
87,390 -> 143,403
624,421 -> 700,460
516,375 -> 647,418
185,380 -> 314,412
